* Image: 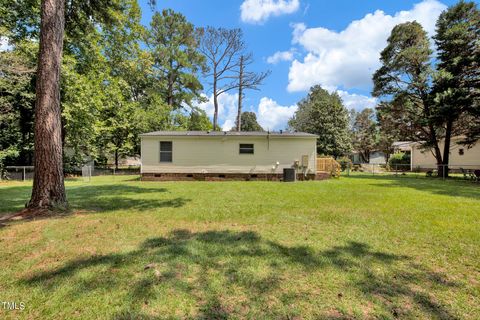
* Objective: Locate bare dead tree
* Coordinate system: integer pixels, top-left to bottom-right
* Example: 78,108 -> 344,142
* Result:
199,27 -> 245,130
235,53 -> 270,131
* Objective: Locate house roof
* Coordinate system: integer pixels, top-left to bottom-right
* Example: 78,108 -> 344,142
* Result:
140,130 -> 318,138
392,141 -> 416,149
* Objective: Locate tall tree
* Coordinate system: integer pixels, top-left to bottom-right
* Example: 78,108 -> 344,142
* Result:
372,21 -> 445,174
351,108 -> 377,163
289,85 -> 352,158
233,111 -> 264,132
97,78 -> 139,170
199,27 -> 245,130
433,0 -> 480,156
0,41 -> 37,168
146,9 -> 205,108
235,54 -> 270,131
28,0 -> 66,209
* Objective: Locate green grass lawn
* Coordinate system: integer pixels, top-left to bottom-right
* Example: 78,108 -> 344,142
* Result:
0,175 -> 479,319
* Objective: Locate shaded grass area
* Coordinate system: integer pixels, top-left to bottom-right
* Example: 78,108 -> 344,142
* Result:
0,175 -> 479,319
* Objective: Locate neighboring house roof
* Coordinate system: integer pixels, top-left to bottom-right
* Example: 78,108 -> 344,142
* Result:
392,141 -> 416,150
350,150 -> 385,154
140,131 -> 318,138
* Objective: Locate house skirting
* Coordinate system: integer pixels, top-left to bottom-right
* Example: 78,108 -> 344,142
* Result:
141,172 -> 330,181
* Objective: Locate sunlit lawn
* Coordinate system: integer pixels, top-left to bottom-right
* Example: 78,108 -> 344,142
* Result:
0,175 -> 479,319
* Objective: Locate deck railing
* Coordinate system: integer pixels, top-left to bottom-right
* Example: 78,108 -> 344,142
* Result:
317,157 -> 341,177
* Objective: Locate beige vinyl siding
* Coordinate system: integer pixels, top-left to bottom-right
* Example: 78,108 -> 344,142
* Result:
141,135 -> 317,174
411,138 -> 480,169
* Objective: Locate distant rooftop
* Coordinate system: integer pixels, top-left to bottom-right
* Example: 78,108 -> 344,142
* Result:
392,141 -> 417,148
140,130 -> 318,138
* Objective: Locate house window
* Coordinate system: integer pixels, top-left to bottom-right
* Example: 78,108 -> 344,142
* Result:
239,143 -> 254,154
160,141 -> 172,162
459,148 -> 464,156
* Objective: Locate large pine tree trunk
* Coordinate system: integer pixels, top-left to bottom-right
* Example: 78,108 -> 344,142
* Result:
28,0 -> 67,210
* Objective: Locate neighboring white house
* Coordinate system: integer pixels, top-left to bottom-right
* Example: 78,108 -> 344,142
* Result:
140,131 -> 318,180
351,150 -> 387,164
393,138 -> 480,170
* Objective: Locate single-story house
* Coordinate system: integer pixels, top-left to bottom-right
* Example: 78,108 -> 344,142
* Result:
393,138 -> 480,171
140,131 -> 319,181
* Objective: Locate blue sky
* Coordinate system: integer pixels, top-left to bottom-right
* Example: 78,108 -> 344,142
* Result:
138,0 -> 460,130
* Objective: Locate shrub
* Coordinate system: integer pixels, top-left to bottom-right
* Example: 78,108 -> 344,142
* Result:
337,156 -> 352,171
388,152 -> 410,169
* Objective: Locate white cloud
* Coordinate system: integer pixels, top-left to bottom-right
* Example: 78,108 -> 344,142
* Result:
337,90 -> 377,111
266,49 -> 295,64
287,0 -> 447,92
196,94 -> 297,131
0,37 -> 12,52
221,119 -> 236,131
256,97 -> 297,130
196,92 -> 239,130
240,0 -> 300,24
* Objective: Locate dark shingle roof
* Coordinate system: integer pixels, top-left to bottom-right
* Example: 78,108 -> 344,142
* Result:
140,130 -> 318,138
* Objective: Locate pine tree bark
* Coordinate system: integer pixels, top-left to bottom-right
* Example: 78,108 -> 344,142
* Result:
28,0 -> 67,210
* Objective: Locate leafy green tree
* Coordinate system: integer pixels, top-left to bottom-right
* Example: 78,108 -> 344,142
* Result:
0,41 -> 36,167
60,55 -> 105,166
351,108 -> 377,163
233,111 -> 263,132
187,109 -> 213,131
96,77 -> 140,169
146,9 -> 205,108
289,86 -> 352,158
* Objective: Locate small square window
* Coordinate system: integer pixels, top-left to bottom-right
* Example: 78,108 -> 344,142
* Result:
160,141 -> 173,162
459,148 -> 464,156
239,143 -> 254,154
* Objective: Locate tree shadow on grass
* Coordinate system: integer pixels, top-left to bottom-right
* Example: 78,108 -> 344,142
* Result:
0,185 -> 32,216
67,184 -> 188,213
345,174 -> 480,200
22,230 -> 461,319
0,184 -> 189,224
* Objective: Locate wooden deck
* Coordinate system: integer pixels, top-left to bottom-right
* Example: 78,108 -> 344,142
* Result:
317,157 -> 341,177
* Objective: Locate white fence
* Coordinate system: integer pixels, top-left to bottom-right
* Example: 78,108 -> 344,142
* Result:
1,165 -> 140,181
